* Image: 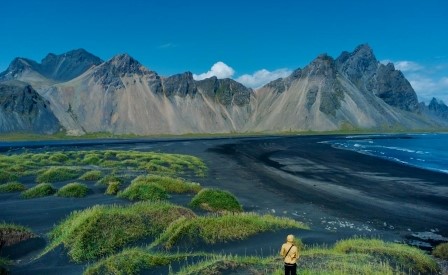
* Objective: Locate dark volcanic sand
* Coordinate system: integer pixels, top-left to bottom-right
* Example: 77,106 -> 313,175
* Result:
1,135 -> 447,274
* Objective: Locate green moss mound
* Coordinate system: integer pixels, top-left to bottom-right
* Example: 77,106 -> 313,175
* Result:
47,202 -> 196,262
333,238 -> 439,274
36,167 -> 81,183
189,188 -> 242,212
432,242 -> 448,260
118,181 -> 168,201
0,182 -> 26,193
84,248 -> 192,275
105,181 -> 120,195
153,213 -> 308,249
21,183 -> 56,199
79,170 -> 102,181
131,175 -> 201,194
57,183 -> 89,198
0,170 -> 18,184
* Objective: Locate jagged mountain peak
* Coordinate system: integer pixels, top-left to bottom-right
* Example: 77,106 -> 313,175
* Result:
103,53 -> 151,75
303,53 -> 337,77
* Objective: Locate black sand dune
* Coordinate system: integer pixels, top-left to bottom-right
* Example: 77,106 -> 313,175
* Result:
1,135 -> 447,274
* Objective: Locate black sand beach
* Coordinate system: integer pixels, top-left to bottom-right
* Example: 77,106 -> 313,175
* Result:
1,135 -> 447,274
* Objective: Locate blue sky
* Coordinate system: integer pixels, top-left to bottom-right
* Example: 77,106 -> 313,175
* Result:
1,0 -> 447,102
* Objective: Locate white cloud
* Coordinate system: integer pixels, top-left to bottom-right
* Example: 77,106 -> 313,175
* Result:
381,59 -> 448,103
193,61 -> 235,80
408,74 -> 448,103
380,60 -> 423,72
236,68 -> 292,88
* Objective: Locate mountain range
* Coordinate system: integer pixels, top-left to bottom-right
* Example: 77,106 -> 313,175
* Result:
0,45 -> 447,135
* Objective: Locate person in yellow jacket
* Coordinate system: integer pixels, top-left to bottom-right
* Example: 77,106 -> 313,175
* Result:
280,234 -> 299,275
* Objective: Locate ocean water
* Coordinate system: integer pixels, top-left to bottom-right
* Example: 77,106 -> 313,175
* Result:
325,133 -> 448,174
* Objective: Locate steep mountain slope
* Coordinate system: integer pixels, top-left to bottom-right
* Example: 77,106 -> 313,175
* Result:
39,54 -> 253,135
0,45 -> 446,135
0,81 -> 60,134
248,45 -> 441,132
0,49 -> 102,89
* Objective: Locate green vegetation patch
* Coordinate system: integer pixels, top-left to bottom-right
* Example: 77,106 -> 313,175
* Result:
97,174 -> 124,185
57,183 -> 89,198
0,182 -> 26,193
0,170 -> 19,184
132,175 -> 201,194
333,238 -> 439,274
84,248 -> 196,275
79,170 -> 102,181
153,213 -> 308,249
48,152 -> 69,163
21,183 -> 56,199
37,167 -> 81,183
190,188 -> 242,212
0,222 -> 35,247
432,242 -> 448,260
105,181 -> 121,195
118,180 -> 168,201
47,202 -> 196,262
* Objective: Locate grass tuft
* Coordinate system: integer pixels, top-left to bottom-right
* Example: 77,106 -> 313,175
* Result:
97,174 -> 123,185
79,170 -> 102,181
153,213 -> 308,249
132,175 -> 201,194
333,238 -> 439,274
84,249 -> 194,275
0,222 -> 35,247
0,170 -> 19,184
432,242 -> 448,260
36,167 -> 81,183
118,180 -> 168,201
57,183 -> 89,198
0,182 -> 26,193
21,183 -> 56,199
46,202 -> 196,262
189,188 -> 242,212
105,181 -> 121,195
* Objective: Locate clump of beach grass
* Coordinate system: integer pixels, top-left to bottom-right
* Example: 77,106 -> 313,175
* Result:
83,249 -> 197,275
0,170 -> 19,184
97,174 -> 124,185
36,167 -> 81,183
79,170 -> 102,181
105,181 -> 121,195
152,213 -> 308,249
189,188 -> 242,212
118,180 -> 168,201
21,183 -> 56,199
57,183 -> 89,198
46,202 -> 196,262
0,222 -> 36,247
0,182 -> 26,193
131,175 -> 201,194
333,238 -> 439,274
432,242 -> 448,260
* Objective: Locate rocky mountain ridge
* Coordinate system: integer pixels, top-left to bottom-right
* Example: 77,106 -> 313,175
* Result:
0,45 -> 446,135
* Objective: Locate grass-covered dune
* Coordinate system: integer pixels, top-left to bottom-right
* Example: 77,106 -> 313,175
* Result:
0,222 -> 35,247
45,202 -> 196,262
20,183 -> 56,199
118,175 -> 202,201
0,182 -> 26,193
84,238 -> 439,275
0,150 -> 207,183
56,182 -> 89,198
152,213 -> 308,249
189,188 -> 242,212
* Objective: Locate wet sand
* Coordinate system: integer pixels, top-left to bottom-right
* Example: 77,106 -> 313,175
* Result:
1,135 -> 447,274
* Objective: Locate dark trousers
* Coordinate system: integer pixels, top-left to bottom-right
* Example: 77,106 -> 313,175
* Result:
284,263 -> 297,275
